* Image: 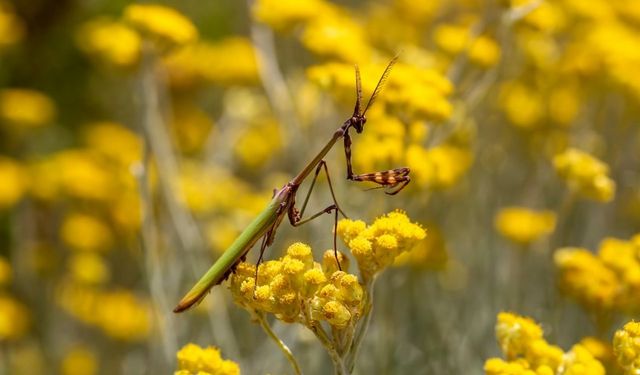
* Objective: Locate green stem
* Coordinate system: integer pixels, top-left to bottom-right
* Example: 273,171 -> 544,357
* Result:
255,312 -> 303,375
346,277 -> 376,372
306,323 -> 347,375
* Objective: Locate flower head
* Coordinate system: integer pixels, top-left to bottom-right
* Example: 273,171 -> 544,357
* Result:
339,210 -> 426,281
124,4 -> 197,49
494,207 -> 556,245
229,242 -> 363,330
175,343 -> 240,375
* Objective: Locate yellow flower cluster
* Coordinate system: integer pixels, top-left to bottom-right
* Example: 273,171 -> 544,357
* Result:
233,119 -> 282,170
229,243 -> 363,330
0,255 -> 29,341
0,88 -> 56,128
553,148 -> 615,202
555,234 -> 640,323
0,1 -> 24,49
494,207 -> 556,245
27,122 -> 142,235
76,18 -> 141,68
56,281 -> 151,342
77,4 -> 198,66
178,161 -> 269,219
613,321 -> 640,374
485,312 -> 604,375
406,144 -> 473,190
337,210 -> 426,281
61,347 -> 98,375
0,156 -> 28,209
307,61 -> 453,123
163,38 -> 259,89
0,294 -> 30,341
433,23 -> 501,68
124,4 -> 198,48
175,343 -> 240,375
253,0 -> 369,62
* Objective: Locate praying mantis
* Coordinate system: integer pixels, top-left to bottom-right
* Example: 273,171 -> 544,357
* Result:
174,56 -> 410,313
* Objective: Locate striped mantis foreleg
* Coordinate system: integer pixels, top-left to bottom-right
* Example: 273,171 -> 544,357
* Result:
174,56 -> 409,313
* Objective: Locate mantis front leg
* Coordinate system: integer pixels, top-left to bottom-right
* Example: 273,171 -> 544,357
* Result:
343,132 -> 411,194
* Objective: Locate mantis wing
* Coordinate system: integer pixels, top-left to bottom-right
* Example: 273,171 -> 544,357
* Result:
173,197 -> 281,312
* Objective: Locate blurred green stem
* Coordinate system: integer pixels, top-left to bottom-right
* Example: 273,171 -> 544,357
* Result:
255,311 -> 303,375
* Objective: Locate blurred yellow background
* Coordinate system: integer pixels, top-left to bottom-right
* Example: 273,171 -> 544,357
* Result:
1,0 -> 640,374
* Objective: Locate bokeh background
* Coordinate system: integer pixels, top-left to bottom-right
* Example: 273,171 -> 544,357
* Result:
1,0 -> 640,373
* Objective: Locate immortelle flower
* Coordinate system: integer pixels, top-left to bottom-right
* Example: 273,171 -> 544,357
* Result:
0,88 -> 56,128
494,207 -> 556,245
175,343 -> 240,375
229,242 -> 364,329
226,211 -> 425,373
337,210 -> 426,282
76,18 -> 141,68
553,148 -> 615,202
486,312 -> 605,375
124,4 -> 198,49
613,321 -> 640,374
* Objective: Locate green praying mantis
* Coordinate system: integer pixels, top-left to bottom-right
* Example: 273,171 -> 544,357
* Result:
174,57 -> 410,313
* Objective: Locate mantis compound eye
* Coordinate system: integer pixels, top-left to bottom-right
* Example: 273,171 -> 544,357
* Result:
354,117 -> 366,133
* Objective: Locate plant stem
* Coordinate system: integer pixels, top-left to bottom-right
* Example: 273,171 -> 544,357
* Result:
255,312 -> 303,375
306,323 -> 347,375
346,277 -> 376,372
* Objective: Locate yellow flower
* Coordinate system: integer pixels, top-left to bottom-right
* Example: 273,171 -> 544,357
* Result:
340,210 -> 426,281
434,24 -> 501,67
562,344 -> 605,375
252,0 -> 337,32
554,247 -> 619,313
0,1 -> 24,48
170,102 -> 214,154
613,321 -> 640,373
61,212 -> 113,252
468,36 -> 501,67
83,121 -> 142,166
229,242 -> 363,330
300,13 -> 372,63
0,294 -> 29,340
578,337 -> 614,370
98,291 -> 151,341
496,312 -> 544,360
0,89 -> 56,128
499,82 -> 543,129
234,119 -> 282,170
61,347 -> 98,375
553,148 -> 615,202
175,343 -> 240,375
489,313 -> 604,374
0,156 -> 27,209
54,150 -> 116,202
124,4 -> 198,48
68,253 -> 110,285
76,18 -> 141,68
484,357 -> 536,375
163,38 -> 259,88
494,207 -> 556,245
406,144 -> 473,189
